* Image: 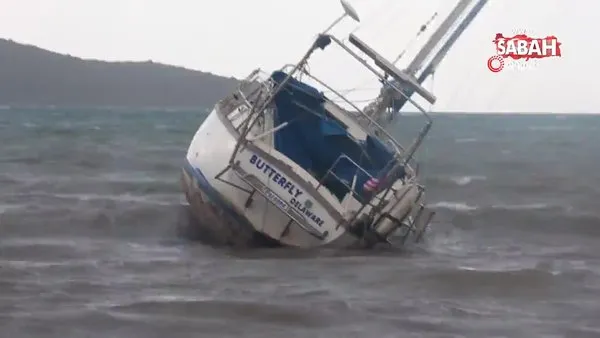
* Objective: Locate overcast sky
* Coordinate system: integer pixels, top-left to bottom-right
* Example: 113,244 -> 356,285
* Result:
1,0 -> 596,113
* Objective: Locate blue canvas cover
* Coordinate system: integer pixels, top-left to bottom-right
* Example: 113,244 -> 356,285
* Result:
270,71 -> 405,201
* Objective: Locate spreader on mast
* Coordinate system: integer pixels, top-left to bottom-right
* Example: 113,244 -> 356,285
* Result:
362,0 -> 488,125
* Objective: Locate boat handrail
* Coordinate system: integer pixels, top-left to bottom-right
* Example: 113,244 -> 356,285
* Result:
302,71 -> 405,151
275,39 -> 431,170
277,63 -> 405,154
228,33 -> 428,181
315,154 -> 391,207
325,34 -> 433,170
327,35 -> 432,122
279,68 -> 423,173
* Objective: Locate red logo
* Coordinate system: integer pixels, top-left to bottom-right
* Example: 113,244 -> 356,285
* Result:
487,33 -> 562,73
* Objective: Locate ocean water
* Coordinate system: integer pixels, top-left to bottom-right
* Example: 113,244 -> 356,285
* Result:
1,108 -> 599,338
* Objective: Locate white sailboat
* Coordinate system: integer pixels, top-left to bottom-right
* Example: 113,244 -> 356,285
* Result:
180,0 -> 487,248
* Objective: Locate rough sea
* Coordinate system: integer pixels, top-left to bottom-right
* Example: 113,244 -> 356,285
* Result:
1,108 -> 599,338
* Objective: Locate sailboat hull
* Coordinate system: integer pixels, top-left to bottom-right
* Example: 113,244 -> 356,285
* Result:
180,110 -> 260,246
181,107 -> 361,248
173,0 -> 484,249
180,160 -> 275,246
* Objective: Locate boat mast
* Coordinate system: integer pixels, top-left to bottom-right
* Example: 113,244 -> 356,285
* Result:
363,0 -> 485,124
417,0 -> 489,83
391,0 -> 488,112
406,0 -> 474,76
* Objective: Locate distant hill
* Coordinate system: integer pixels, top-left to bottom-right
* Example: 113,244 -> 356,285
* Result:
0,38 -> 239,108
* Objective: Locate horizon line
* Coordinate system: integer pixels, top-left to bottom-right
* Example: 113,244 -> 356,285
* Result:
1,105 -> 598,115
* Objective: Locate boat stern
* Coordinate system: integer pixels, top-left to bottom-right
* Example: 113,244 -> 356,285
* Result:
180,159 -> 281,247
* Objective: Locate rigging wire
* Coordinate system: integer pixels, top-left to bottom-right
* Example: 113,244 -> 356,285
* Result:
342,8 -> 441,97
350,0 -> 406,37
392,12 -> 438,65
413,3 -> 472,75
330,96 -> 380,104
428,72 -> 435,112
338,0 -> 514,114
481,1 -> 536,112
410,71 -> 434,171
440,0 -> 523,111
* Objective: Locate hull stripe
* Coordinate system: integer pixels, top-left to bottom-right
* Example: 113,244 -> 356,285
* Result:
182,159 -> 255,231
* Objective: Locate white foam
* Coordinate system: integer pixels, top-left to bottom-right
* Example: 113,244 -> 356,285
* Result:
528,125 -> 573,131
0,204 -> 24,215
430,201 -> 478,212
48,192 -> 176,206
455,138 -> 477,143
449,175 -> 487,186
491,203 -> 550,210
